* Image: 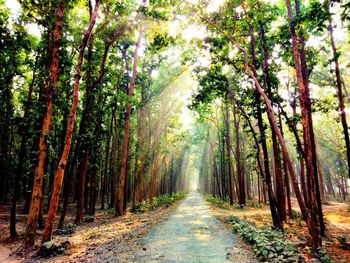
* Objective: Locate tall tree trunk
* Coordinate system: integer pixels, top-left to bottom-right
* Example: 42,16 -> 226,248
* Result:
259,19 -> 286,222
224,102 -> 235,205
109,110 -> 119,208
24,4 -> 65,248
41,0 -> 100,243
233,101 -> 245,206
286,0 -> 322,248
116,30 -> 143,216
247,23 -> 282,229
132,109 -> 142,211
328,3 -> 350,179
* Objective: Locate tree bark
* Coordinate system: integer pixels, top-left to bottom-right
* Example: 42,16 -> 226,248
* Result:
224,102 -> 235,205
286,0 -> 322,248
232,101 -> 245,206
328,3 -> 350,179
41,0 -> 100,243
24,3 -> 65,248
116,30 -> 143,216
101,110 -> 114,210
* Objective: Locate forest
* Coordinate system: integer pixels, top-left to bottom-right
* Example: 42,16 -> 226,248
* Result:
0,0 -> 350,262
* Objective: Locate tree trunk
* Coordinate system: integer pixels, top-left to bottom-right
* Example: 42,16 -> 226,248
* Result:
41,0 -> 100,243
132,109 -> 142,211
24,4 -> 65,248
233,102 -> 245,206
116,30 -> 143,216
286,0 -> 322,248
248,23 -> 283,229
224,102 -> 235,205
328,3 -> 350,179
259,18 -> 286,222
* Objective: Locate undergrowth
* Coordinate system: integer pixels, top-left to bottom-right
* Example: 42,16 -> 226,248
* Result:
206,195 -> 263,209
134,191 -> 187,212
226,215 -> 305,262
206,196 -> 229,208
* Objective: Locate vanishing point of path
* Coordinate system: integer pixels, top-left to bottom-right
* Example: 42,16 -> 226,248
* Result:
136,192 -> 256,263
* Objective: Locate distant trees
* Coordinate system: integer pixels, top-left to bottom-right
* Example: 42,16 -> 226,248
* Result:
0,0 -> 349,256
192,0 -> 350,252
1,0 -> 190,248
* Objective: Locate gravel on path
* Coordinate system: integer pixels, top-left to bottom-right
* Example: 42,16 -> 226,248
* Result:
136,191 -> 256,263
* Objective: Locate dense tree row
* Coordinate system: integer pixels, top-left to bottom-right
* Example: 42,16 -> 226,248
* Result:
190,0 -> 350,253
1,0 -> 349,258
0,0 -> 191,248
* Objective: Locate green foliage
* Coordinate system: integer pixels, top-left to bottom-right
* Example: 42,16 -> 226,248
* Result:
290,209 -> 303,220
245,200 -> 263,209
84,215 -> 95,223
134,192 -> 187,212
206,196 -> 229,209
39,237 -> 72,257
314,247 -> 333,263
229,217 -> 304,262
105,208 -> 116,215
134,200 -> 152,212
54,222 -> 77,235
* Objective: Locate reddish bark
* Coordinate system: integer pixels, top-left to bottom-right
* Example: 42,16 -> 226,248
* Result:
116,30 -> 143,216
286,0 -> 322,249
42,0 -> 100,242
328,3 -> 350,179
24,3 -> 65,248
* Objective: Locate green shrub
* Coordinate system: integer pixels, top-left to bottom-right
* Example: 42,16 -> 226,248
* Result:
134,200 -> 152,212
155,194 -> 174,207
134,192 -> 187,213
245,200 -> 263,208
173,191 -> 186,200
225,215 -> 241,224
207,196 -> 227,208
314,247 -> 333,263
290,209 -> 302,220
85,215 -> 95,223
105,208 -> 115,215
230,217 -> 304,262
54,222 -> 77,235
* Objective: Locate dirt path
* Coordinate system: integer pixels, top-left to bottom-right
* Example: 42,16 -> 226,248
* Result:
136,192 -> 256,263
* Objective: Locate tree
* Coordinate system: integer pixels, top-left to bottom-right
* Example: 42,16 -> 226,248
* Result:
41,0 -> 101,243
24,2 -> 65,248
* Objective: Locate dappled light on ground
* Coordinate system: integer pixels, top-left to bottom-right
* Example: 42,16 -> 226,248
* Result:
136,192 -> 252,262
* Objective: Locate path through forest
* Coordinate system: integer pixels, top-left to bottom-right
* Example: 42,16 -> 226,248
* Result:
136,192 -> 254,262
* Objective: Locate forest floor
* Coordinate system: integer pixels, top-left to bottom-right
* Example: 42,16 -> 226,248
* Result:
0,200 -> 178,262
0,193 -> 256,263
208,196 -> 350,262
1,195 -> 348,262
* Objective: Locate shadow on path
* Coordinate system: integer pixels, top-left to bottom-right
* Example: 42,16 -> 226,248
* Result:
136,191 -> 239,262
